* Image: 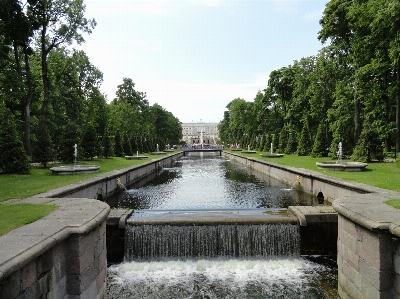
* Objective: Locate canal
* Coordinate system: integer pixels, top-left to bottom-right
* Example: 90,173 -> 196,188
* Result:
106,154 -> 339,298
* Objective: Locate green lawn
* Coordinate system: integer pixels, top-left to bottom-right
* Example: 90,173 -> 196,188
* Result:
0,155 -> 171,202
0,154 -> 175,236
227,150 -> 400,192
1,150 -> 399,236
0,203 -> 58,236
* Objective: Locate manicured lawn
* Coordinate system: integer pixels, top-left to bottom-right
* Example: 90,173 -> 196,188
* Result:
0,203 -> 58,236
0,154 -> 176,236
0,155 -> 172,202
227,150 -> 400,192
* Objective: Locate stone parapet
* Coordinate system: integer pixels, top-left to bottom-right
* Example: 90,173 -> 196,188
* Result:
0,198 -> 110,299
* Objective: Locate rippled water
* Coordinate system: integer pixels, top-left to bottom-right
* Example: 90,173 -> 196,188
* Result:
107,154 -> 338,299
109,155 -> 316,210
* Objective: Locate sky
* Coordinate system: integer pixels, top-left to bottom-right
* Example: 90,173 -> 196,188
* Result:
78,0 -> 329,124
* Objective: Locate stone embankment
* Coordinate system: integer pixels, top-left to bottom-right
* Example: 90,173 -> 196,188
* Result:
224,151 -> 400,299
0,153 -> 181,299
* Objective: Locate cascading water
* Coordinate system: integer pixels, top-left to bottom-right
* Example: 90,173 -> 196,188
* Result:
107,155 -> 338,299
125,224 -> 300,261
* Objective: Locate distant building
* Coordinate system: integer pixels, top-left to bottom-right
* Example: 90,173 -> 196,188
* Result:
181,122 -> 220,145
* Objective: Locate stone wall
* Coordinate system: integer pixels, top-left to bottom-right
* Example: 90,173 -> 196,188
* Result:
0,198 -> 109,299
337,214 -> 399,298
224,151 -> 400,299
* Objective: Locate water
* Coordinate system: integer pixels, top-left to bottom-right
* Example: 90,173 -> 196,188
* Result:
107,154 -> 338,299
109,155 -> 316,210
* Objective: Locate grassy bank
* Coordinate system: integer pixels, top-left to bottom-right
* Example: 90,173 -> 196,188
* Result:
226,150 -> 400,192
0,155 -> 165,202
0,203 -> 58,236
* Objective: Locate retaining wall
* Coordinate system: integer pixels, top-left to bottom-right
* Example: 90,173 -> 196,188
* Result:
224,151 -> 400,299
0,198 -> 109,299
0,153 -> 182,299
33,153 -> 182,200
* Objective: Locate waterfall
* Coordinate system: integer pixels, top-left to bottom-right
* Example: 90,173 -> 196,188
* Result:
124,224 -> 300,261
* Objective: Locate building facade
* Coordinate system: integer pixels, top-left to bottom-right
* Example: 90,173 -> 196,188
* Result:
181,122 -> 220,145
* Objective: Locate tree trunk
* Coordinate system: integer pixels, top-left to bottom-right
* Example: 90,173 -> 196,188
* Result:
354,82 -> 361,146
23,48 -> 33,157
396,60 -> 400,153
41,25 -> 50,119
383,71 -> 391,152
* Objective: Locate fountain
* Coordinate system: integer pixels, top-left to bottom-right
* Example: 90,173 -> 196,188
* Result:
164,144 -> 174,152
151,143 -> 166,155
316,142 -> 368,171
50,144 -> 100,175
260,143 -> 284,158
241,144 -> 256,154
125,150 -> 148,160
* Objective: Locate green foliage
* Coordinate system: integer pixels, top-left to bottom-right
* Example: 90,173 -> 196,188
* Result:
297,122 -> 312,156
81,124 -> 99,160
32,117 -> 54,168
122,133 -> 132,156
312,122 -> 329,157
59,122 -> 81,163
0,105 -> 30,174
114,130 -> 124,157
352,119 -> 384,162
102,134 -> 113,158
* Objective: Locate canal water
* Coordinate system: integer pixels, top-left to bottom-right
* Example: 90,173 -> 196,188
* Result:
106,154 -> 338,299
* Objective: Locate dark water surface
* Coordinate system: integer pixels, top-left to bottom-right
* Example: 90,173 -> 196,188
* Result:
106,154 -> 339,299
108,155 -> 318,210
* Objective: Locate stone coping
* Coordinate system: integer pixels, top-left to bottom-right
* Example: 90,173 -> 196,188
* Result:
0,197 -> 110,282
127,208 -> 298,226
333,192 -> 400,236
288,206 -> 337,226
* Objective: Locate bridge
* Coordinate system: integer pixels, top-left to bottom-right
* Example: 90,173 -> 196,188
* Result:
182,147 -> 223,156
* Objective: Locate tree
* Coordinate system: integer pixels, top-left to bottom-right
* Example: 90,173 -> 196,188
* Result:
59,121 -> 80,162
81,123 -> 98,160
297,121 -> 312,156
114,130 -> 124,157
0,104 -> 30,173
33,116 -> 54,167
0,0 -> 36,156
29,0 -> 96,120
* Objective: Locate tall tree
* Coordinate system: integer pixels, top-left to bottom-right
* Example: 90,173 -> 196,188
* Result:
29,0 -> 96,120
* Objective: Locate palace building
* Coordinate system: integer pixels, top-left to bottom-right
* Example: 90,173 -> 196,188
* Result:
181,122 -> 220,145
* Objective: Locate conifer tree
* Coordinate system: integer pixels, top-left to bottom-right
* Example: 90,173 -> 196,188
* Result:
114,130 -> 124,157
297,122 -> 312,156
81,124 -> 99,160
0,105 -> 30,174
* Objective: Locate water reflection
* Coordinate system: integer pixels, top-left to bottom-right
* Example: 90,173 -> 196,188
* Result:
108,156 -> 315,210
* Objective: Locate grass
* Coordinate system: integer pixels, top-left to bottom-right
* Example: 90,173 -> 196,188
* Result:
226,149 -> 400,192
0,153 -> 174,236
385,199 -> 400,210
0,203 -> 58,236
0,155 -> 169,202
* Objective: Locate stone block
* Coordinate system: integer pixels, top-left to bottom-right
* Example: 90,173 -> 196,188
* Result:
359,258 -> 393,291
21,259 -> 37,291
339,215 -> 358,237
0,270 -> 21,299
96,266 -> 107,291
341,260 -> 362,288
67,262 -> 97,295
357,241 -> 386,271
37,249 -> 53,279
339,241 -> 359,270
339,227 -> 357,253
338,271 -> 362,299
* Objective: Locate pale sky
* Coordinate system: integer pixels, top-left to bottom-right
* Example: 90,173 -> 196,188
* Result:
78,0 -> 328,123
